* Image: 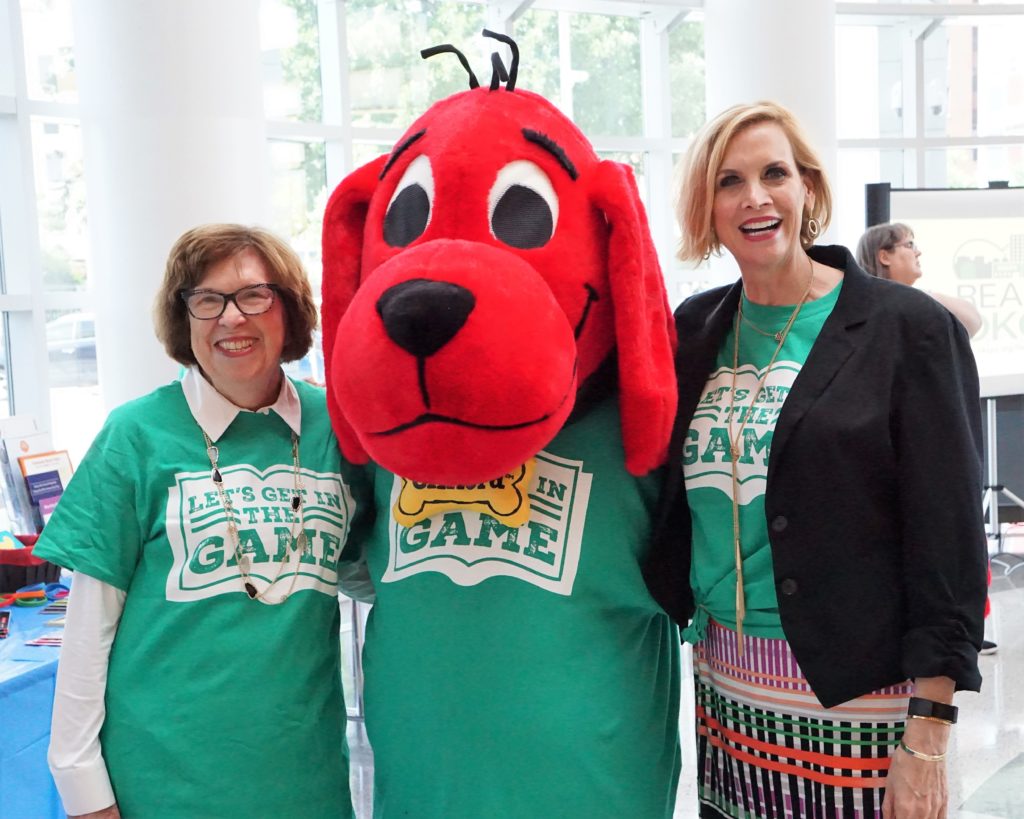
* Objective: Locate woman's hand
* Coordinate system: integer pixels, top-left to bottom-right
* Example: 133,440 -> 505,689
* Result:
883,750 -> 948,818
883,715 -> 951,818
69,806 -> 121,819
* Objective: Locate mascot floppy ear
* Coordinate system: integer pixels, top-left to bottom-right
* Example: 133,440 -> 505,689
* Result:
321,154 -> 388,465
590,160 -> 678,475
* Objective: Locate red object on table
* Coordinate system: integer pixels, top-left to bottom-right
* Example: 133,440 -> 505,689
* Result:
0,535 -> 60,592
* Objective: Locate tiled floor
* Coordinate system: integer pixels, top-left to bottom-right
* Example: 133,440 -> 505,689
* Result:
346,546 -> 1024,818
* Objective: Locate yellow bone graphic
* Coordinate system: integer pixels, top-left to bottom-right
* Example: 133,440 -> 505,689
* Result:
393,459 -> 535,528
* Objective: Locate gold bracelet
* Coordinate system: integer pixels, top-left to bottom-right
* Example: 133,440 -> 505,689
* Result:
909,714 -> 953,726
899,740 -> 946,762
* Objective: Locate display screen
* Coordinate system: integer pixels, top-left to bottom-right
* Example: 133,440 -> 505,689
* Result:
888,187 -> 1024,393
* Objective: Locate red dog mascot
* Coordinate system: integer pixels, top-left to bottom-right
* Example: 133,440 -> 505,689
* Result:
323,33 -> 681,819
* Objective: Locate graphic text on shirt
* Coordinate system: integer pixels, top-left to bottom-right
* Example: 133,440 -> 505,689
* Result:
684,361 -> 799,505
165,464 -> 353,601
383,450 -> 593,595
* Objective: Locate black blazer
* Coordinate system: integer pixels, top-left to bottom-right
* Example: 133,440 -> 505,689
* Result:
644,245 -> 987,708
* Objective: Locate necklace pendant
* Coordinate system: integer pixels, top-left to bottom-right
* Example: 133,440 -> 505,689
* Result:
211,467 -> 222,485
295,531 -> 308,553
244,582 -> 258,599
291,494 -> 301,512
238,554 -> 251,573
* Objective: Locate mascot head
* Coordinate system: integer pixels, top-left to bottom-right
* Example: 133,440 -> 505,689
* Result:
322,32 -> 676,485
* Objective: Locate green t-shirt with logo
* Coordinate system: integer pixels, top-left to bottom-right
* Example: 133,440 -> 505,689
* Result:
682,282 -> 842,643
361,396 -> 681,819
34,378 -> 371,819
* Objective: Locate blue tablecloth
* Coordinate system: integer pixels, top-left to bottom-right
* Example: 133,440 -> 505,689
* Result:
0,603 -> 66,819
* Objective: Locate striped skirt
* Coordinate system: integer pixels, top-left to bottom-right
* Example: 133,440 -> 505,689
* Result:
694,621 -> 913,819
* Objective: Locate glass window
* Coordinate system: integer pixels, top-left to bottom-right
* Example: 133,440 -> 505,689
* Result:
569,14 -> 641,137
925,19 -> 1024,139
669,18 -> 705,139
510,8 -> 560,102
45,318 -> 73,344
47,308 -> 101,466
346,1 -> 486,129
260,0 -> 323,122
0,313 -> 10,418
352,141 -> 392,170
1,3 -> 16,97
973,20 -> 1024,137
269,138 -> 327,295
19,0 -> 76,103
836,26 -> 882,139
45,310 -> 96,386
925,146 -> 1024,188
837,16 -> 1024,140
31,117 -> 89,292
514,9 -> 644,136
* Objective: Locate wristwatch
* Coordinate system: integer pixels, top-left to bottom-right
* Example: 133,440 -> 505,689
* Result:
907,696 -> 958,724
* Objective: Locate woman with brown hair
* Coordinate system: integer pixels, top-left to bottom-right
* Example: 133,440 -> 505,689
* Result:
645,102 -> 987,818
857,222 -> 982,337
35,224 -> 371,818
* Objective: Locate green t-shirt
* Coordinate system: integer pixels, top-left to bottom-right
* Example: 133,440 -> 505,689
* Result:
682,281 -> 841,642
361,396 -> 681,819
34,378 -> 371,819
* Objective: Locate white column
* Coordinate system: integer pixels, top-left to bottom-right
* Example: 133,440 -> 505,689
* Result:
73,0 -> 269,410
704,0 -> 837,243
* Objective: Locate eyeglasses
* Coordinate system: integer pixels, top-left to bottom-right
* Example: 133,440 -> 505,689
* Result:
894,240 -> 918,252
179,283 -> 281,320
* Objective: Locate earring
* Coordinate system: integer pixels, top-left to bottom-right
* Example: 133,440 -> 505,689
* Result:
807,217 -> 820,238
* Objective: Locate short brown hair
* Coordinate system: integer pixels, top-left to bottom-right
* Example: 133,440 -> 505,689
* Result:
675,101 -> 833,263
154,224 -> 318,366
856,222 -> 912,279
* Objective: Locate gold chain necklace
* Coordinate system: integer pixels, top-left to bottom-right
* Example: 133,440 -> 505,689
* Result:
727,255 -> 814,652
202,428 -> 308,605
740,312 -> 786,343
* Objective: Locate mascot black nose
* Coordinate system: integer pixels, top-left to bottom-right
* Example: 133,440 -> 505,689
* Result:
377,279 -> 476,358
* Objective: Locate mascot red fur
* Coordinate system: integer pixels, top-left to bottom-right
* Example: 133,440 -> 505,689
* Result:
323,32 -> 681,819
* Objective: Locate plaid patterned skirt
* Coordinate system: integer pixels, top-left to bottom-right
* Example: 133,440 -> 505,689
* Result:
694,621 -> 913,819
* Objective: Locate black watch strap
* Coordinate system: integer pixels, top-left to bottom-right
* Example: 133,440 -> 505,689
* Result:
907,696 -> 958,724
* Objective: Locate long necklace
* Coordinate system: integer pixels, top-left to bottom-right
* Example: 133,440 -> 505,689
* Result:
727,255 -> 814,652
202,428 -> 308,605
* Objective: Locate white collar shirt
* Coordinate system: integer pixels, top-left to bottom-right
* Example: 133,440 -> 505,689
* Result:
180,365 -> 302,442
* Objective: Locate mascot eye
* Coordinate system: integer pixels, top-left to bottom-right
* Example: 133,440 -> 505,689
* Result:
384,154 -> 434,247
488,160 -> 558,250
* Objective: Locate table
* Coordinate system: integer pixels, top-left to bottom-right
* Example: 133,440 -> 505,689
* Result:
0,602 -> 66,819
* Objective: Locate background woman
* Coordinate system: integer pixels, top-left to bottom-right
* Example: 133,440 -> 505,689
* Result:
857,222 -> 982,338
35,224 -> 370,818
644,102 -> 987,818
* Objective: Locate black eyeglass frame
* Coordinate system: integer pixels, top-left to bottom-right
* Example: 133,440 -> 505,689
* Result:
179,283 -> 282,320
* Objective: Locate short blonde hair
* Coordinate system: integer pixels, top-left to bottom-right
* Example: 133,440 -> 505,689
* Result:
675,101 -> 833,263
154,224 -> 318,366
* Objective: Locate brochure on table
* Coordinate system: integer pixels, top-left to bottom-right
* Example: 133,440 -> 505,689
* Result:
0,417 -> 62,532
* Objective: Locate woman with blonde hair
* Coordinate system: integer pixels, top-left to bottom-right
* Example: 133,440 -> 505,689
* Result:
645,102 -> 986,818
